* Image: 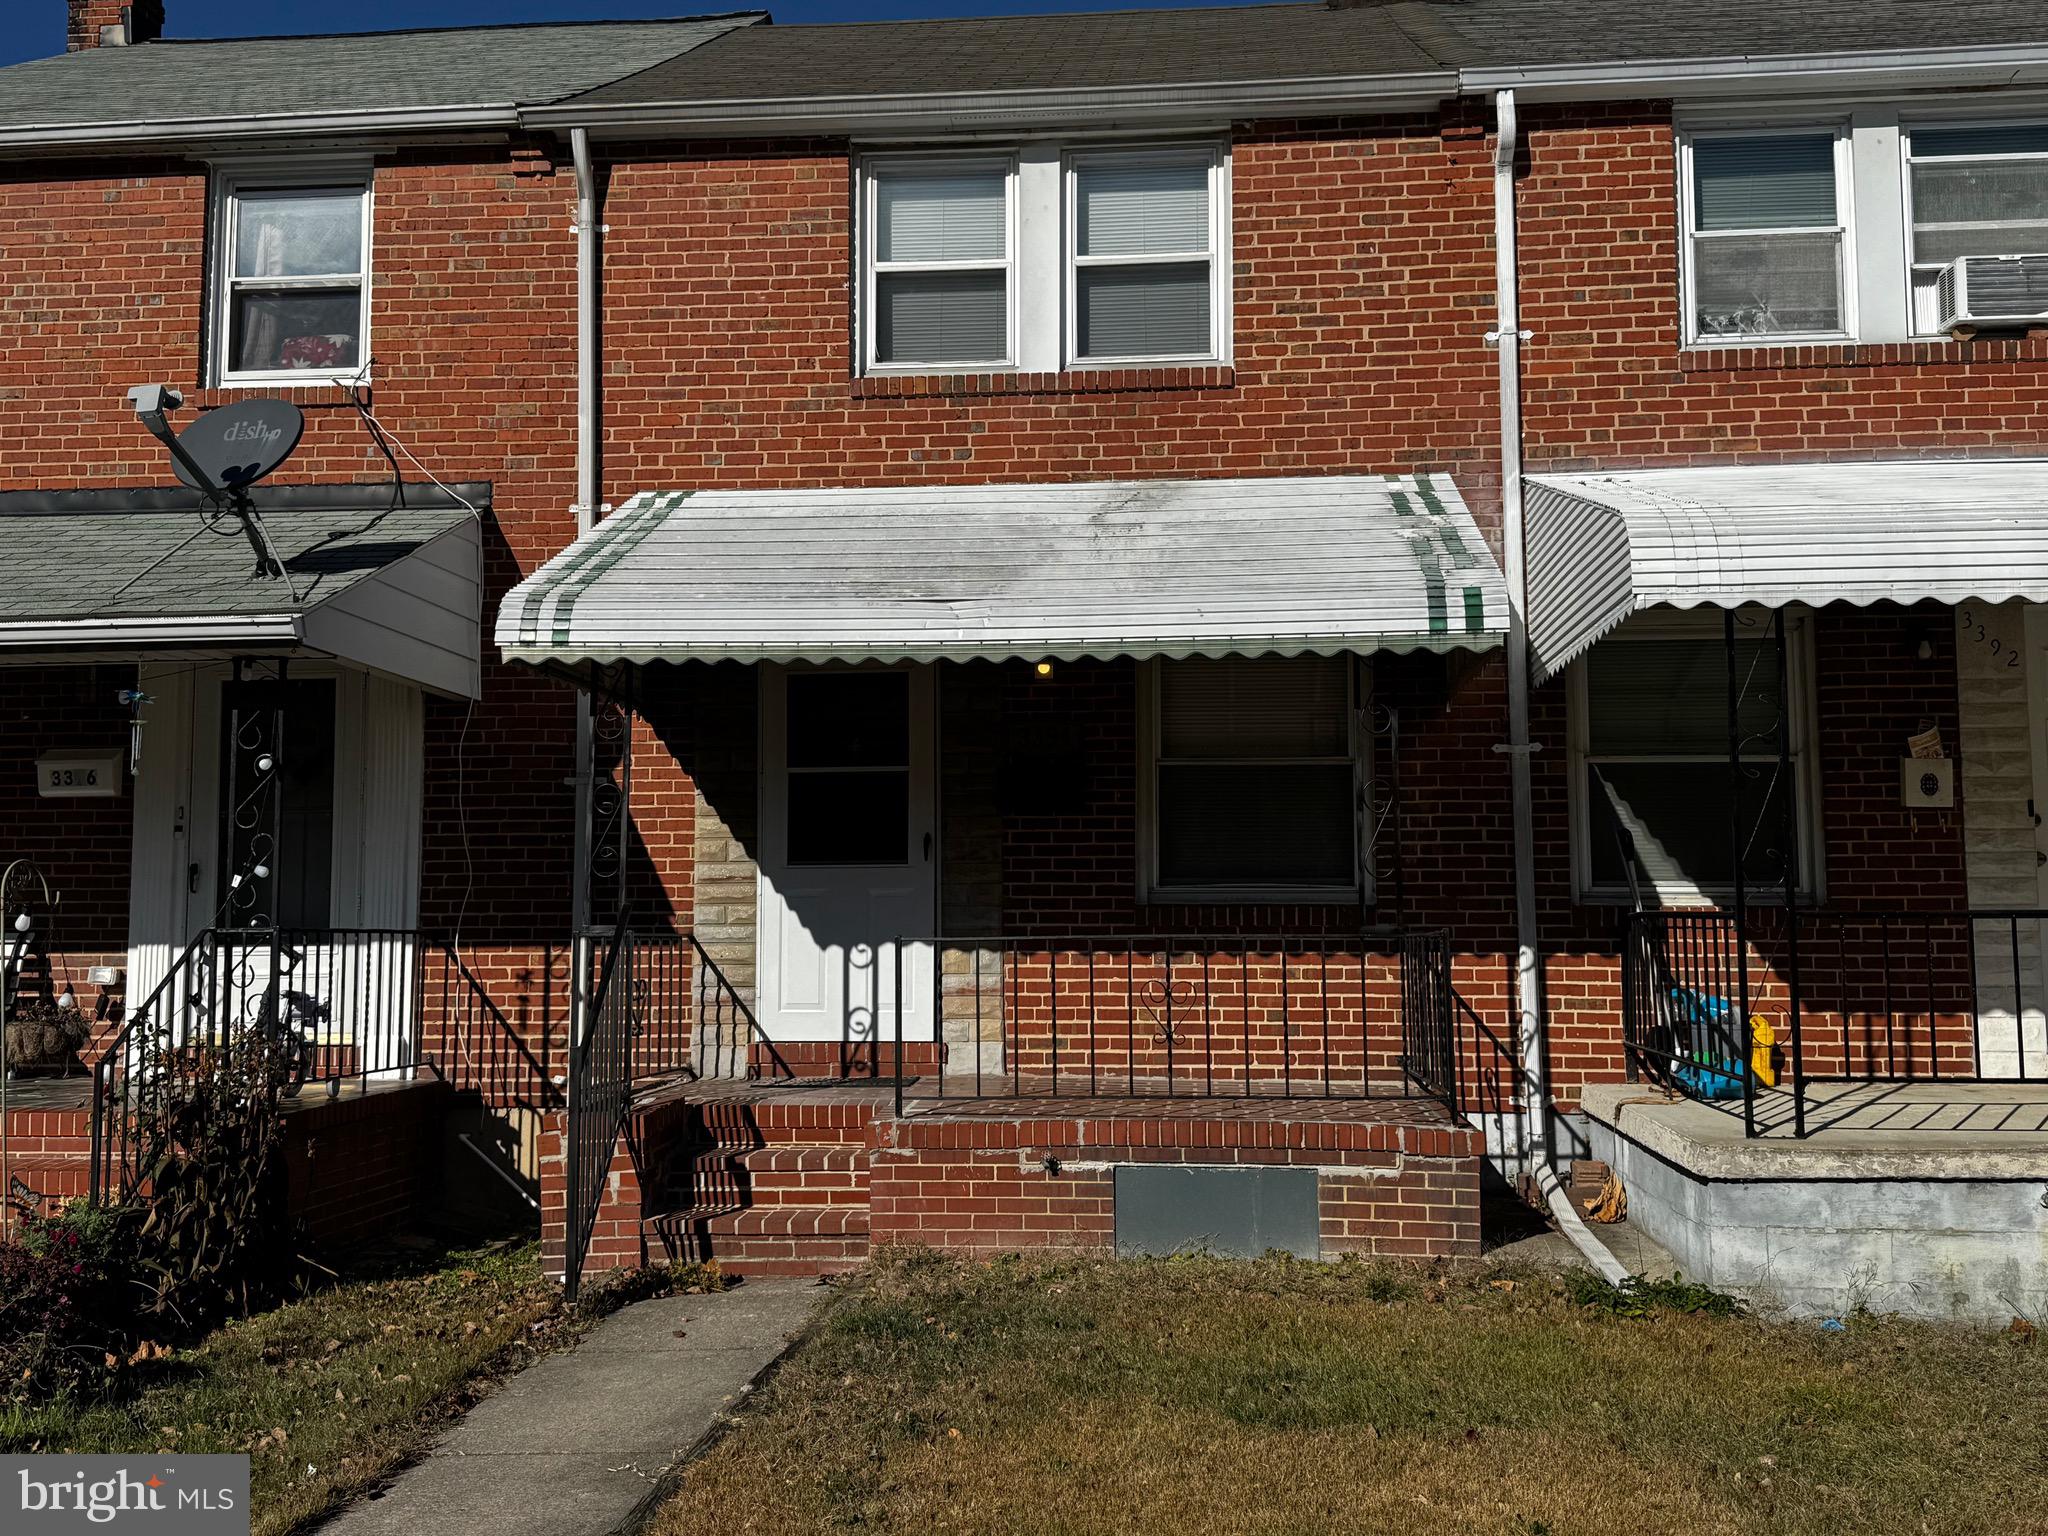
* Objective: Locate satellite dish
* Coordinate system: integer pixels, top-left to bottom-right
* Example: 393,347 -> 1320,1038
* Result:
170,398 -> 304,492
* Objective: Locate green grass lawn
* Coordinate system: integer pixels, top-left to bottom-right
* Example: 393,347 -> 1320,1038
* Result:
0,1239 -> 567,1536
652,1252 -> 2048,1536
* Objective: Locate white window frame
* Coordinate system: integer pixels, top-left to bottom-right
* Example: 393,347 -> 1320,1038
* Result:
1568,608 -> 1823,906
1678,123 -> 1857,348
857,151 -> 1018,375
1900,117 -> 2048,338
209,162 -> 373,390
1063,142 -> 1231,368
1135,655 -> 1367,905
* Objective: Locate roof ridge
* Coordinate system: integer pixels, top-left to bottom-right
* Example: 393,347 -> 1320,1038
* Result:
128,11 -> 765,49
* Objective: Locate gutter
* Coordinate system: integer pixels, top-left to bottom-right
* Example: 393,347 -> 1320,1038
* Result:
1460,41 -> 2048,102
0,614 -> 302,648
520,72 -> 1459,137
0,103 -> 518,154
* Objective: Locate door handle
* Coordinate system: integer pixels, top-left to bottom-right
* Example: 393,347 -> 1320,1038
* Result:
188,862 -> 202,895
923,833 -> 933,863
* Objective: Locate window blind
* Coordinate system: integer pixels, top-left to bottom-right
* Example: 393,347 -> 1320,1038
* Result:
1584,637 -> 1779,757
1692,134 -> 1837,231
1077,263 -> 1211,359
875,170 -> 1006,263
1077,160 -> 1209,257
875,270 -> 1007,364
1914,124 -> 2048,159
1159,654 -> 1350,759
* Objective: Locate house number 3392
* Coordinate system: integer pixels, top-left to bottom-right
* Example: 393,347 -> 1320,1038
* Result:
1958,608 -> 2021,668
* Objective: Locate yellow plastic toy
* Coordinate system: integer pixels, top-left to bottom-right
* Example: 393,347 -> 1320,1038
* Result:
1749,1015 -> 1778,1088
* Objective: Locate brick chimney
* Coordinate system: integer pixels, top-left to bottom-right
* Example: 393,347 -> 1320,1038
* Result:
68,0 -> 164,50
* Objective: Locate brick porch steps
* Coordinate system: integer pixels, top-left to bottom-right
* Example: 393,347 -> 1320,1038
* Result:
642,1197 -> 870,1277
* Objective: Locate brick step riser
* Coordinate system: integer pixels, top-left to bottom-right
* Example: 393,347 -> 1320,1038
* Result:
645,1230 -> 868,1279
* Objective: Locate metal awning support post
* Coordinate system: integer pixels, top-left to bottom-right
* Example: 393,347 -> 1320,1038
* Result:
1725,610 -> 1757,1137
1772,610 -> 1808,1137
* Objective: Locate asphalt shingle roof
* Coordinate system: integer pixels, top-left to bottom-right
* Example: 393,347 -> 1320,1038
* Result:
1,498 -> 474,622
559,0 -> 2048,108
0,14 -> 762,132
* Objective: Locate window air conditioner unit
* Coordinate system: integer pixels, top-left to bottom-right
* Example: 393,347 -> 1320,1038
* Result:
1935,254 -> 2048,332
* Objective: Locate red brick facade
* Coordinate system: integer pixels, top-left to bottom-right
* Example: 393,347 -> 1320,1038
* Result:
9,69 -> 2040,1263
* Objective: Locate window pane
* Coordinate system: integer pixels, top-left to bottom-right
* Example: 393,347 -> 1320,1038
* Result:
788,771 -> 909,866
875,169 -> 1005,263
1076,261 -> 1211,358
1160,655 -> 1349,760
1587,762 -> 1793,892
1077,159 -> 1209,257
787,672 -> 909,770
1585,636 -> 1782,756
1692,135 -> 1837,231
1159,764 -> 1354,888
235,190 -> 363,278
875,270 -> 1006,364
1913,124 -> 2048,159
1692,231 -> 1842,336
229,288 -> 361,373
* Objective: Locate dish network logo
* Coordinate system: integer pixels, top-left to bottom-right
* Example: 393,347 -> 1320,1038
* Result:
18,1466 -> 237,1523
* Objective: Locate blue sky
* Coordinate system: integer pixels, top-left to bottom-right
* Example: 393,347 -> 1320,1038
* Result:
3,0 -> 1286,68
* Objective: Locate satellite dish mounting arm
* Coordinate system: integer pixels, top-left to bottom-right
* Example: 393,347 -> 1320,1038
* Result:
126,385 -> 293,588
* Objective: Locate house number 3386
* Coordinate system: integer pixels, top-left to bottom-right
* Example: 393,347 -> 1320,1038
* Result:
1958,608 -> 2021,668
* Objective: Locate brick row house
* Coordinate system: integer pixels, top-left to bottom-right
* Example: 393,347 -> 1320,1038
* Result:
5,0 -> 2048,1318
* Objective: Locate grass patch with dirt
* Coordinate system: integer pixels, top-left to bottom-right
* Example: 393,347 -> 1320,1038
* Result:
652,1251 -> 2048,1536
0,1239 -> 568,1536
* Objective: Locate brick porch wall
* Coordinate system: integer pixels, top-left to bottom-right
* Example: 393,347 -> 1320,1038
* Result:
284,1082 -> 450,1252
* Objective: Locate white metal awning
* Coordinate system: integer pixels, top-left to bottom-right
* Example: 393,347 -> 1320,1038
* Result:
1525,459 -> 2048,682
496,474 -> 1507,667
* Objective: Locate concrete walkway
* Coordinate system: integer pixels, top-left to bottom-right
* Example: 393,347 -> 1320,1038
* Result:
325,1279 -> 824,1536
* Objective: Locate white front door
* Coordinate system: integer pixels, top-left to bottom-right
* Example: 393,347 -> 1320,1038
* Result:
757,664 -> 937,1050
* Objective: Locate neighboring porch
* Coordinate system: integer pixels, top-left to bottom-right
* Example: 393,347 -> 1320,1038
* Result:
0,482 -> 541,1245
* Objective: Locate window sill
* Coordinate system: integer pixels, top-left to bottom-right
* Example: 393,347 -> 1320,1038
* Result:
1678,334 -> 2048,373
214,371 -> 368,392
1576,888 -> 1813,909
852,364 -> 1234,400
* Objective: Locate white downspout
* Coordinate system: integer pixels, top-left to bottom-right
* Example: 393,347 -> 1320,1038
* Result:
1490,89 -> 1628,1286
569,129 -> 598,1056
570,128 -> 602,994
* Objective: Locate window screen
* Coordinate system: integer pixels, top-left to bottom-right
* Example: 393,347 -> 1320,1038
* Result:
1580,632 -> 1805,897
223,185 -> 367,377
867,164 -> 1010,367
1072,155 -> 1217,361
1152,656 -> 1356,892
1907,123 -> 2048,331
1687,133 -> 1844,340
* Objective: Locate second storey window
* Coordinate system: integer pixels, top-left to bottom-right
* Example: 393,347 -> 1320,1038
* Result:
1906,123 -> 2048,334
214,172 -> 371,385
863,159 -> 1014,370
1683,130 -> 1848,343
858,141 -> 1228,375
1069,149 -> 1222,362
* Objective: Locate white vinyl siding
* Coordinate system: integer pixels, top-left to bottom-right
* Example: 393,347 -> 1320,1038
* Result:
1682,129 -> 1852,345
1142,654 -> 1361,901
1569,612 -> 1818,904
1905,122 -> 2048,334
863,160 -> 1014,370
212,170 -> 372,387
1067,148 -> 1226,364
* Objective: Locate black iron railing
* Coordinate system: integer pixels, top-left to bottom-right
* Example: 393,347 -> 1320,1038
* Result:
91,926 -> 428,1202
886,932 -> 1458,1114
563,917 -> 633,1305
1623,906 -> 2048,1137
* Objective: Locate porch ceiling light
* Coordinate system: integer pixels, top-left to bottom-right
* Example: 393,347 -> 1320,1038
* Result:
1034,660 -> 1054,678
